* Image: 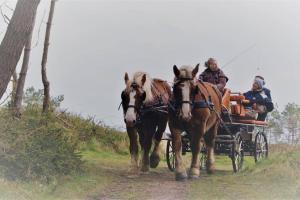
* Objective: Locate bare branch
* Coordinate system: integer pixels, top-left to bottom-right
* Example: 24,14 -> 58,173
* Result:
0,5 -> 9,24
4,2 -> 14,12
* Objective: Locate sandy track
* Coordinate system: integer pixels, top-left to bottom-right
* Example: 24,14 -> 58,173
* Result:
87,167 -> 190,200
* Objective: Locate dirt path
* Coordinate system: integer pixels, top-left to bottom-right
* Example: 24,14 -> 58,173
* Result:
84,146 -> 300,200
87,166 -> 190,200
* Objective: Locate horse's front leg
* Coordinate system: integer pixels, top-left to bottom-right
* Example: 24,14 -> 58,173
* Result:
189,124 -> 205,179
150,116 -> 168,168
126,127 -> 139,177
140,125 -> 155,173
204,124 -> 218,174
150,138 -> 161,169
170,121 -> 187,181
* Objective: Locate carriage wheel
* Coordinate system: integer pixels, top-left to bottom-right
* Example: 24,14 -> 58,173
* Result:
166,139 -> 175,172
254,132 -> 269,162
232,135 -> 244,173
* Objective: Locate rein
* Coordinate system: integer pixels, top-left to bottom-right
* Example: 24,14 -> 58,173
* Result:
119,81 -> 170,123
171,77 -> 213,111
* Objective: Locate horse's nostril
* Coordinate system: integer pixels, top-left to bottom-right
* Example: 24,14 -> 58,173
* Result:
133,120 -> 136,124
124,119 -> 127,123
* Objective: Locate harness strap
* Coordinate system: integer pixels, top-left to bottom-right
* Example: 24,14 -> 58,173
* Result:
128,105 -> 136,109
193,100 -> 210,109
118,102 -> 122,111
196,81 -> 214,111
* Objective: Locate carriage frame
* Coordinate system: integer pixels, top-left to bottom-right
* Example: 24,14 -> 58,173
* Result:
165,114 -> 269,173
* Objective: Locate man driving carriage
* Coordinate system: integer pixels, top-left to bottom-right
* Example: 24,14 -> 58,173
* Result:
199,58 -> 231,115
243,76 -> 274,121
199,58 -> 229,93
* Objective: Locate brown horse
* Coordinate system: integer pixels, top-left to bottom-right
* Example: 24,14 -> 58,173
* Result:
169,65 -> 222,181
121,72 -> 171,176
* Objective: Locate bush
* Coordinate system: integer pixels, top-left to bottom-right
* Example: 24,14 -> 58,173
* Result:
0,109 -> 83,182
0,87 -> 128,182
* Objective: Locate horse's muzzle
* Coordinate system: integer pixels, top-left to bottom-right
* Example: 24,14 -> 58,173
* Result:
179,112 -> 192,122
124,119 -> 136,127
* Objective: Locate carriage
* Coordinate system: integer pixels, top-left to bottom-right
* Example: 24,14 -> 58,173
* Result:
165,92 -> 269,173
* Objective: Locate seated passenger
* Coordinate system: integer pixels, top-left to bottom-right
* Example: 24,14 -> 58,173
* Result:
199,58 -> 229,93
199,58 -> 230,114
243,76 -> 274,121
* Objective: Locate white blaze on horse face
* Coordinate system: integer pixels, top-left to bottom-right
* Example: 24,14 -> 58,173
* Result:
125,90 -> 137,124
181,81 -> 192,120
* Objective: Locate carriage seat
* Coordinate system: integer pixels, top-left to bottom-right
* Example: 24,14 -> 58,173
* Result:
232,119 -> 268,126
229,93 -> 269,125
230,94 -> 247,117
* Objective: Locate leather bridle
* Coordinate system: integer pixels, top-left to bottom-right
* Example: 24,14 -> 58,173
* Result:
122,82 -> 145,114
173,77 -> 197,107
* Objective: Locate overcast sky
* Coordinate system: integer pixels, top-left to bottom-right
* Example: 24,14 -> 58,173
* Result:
0,0 -> 299,128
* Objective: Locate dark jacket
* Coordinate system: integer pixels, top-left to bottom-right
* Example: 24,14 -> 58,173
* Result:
243,88 -> 274,112
199,68 -> 228,92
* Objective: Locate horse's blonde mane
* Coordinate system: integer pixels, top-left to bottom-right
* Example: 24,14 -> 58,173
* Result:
131,71 -> 154,103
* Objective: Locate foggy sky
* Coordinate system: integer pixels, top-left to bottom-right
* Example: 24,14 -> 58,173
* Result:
0,0 -> 299,128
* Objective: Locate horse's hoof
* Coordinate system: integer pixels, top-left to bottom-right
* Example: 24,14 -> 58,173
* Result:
206,166 -> 216,174
140,171 -> 150,175
175,172 -> 188,182
127,167 -> 139,178
189,168 -> 200,179
140,166 -> 150,173
150,154 -> 160,168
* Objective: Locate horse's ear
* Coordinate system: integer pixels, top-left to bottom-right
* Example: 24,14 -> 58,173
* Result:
141,74 -> 147,86
124,73 -> 129,84
173,65 -> 180,77
192,64 -> 200,78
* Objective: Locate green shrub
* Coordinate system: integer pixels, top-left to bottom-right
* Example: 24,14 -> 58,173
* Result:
0,109 -> 83,182
0,87 -> 128,182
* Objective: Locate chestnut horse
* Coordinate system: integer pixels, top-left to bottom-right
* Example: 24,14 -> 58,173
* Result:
169,65 -> 222,181
121,72 -> 171,176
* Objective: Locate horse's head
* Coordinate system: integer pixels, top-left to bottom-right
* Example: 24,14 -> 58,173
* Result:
121,72 -> 147,127
172,64 -> 200,121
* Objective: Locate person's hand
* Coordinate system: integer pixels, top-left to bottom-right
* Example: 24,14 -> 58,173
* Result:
250,99 -> 257,104
252,103 -> 257,110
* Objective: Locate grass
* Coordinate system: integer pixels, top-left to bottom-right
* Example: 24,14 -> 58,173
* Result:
188,145 -> 300,200
0,147 -> 130,200
0,103 -> 299,200
0,144 -> 300,200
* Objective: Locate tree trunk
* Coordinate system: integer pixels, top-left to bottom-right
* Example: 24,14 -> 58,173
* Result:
11,71 -> 18,103
13,13 -> 37,118
0,0 -> 40,99
42,0 -> 57,113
